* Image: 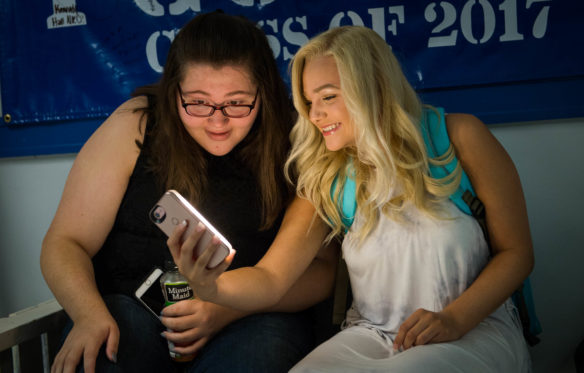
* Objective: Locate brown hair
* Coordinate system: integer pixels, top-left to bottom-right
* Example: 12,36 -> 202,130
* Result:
134,11 -> 295,229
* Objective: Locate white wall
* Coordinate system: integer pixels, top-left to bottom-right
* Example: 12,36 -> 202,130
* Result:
1,117 -> 583,373
0,153 -> 75,316
490,118 -> 584,373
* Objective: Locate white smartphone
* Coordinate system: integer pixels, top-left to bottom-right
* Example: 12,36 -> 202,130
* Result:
134,266 -> 165,318
149,189 -> 235,269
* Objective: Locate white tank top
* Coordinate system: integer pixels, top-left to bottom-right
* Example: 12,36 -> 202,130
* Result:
342,200 -> 489,336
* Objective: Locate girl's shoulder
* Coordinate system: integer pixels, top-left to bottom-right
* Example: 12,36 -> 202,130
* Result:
100,96 -> 149,143
444,113 -> 488,148
77,97 -> 149,174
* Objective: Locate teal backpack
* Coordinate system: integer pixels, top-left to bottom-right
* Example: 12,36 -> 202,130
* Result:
332,106 -> 542,346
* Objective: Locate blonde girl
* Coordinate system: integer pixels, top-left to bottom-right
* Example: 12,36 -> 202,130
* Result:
171,25 -> 534,373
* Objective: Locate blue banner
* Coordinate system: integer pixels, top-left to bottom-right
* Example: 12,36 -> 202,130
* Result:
0,0 -> 583,155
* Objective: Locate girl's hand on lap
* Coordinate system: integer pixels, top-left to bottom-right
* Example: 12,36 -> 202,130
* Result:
393,308 -> 464,351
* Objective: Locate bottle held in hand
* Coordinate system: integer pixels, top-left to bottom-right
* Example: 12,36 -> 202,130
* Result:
160,260 -> 197,362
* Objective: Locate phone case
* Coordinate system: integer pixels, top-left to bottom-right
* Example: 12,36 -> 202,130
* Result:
149,190 -> 234,269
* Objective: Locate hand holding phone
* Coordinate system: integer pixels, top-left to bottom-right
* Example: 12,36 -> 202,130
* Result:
149,189 -> 235,269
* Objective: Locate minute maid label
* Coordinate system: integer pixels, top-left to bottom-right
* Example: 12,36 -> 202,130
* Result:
163,282 -> 194,304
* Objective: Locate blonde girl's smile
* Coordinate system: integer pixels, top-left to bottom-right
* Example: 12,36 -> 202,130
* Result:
321,122 -> 342,135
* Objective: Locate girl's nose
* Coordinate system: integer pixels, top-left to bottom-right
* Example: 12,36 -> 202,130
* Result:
208,108 -> 229,123
309,102 -> 324,123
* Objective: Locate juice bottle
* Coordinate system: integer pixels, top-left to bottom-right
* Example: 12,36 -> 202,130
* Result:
160,260 -> 196,362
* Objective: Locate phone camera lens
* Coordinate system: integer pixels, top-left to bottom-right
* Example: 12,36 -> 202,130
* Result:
151,205 -> 166,223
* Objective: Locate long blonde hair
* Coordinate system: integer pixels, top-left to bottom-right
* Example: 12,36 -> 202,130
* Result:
285,26 -> 460,242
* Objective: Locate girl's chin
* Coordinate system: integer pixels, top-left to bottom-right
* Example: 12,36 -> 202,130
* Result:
200,142 -> 236,156
207,148 -> 233,156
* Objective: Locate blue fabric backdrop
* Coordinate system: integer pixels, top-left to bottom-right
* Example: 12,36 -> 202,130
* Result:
1,0 -> 582,156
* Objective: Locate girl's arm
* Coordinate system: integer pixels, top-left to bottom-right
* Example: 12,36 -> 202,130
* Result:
40,98 -> 147,371
394,113 -> 534,349
170,196 -> 333,311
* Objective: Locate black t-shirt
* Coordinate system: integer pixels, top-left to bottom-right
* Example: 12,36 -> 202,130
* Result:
93,114 -> 283,299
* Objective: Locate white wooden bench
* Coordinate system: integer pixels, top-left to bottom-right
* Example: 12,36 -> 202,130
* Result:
0,299 -> 67,373
0,258 -> 348,373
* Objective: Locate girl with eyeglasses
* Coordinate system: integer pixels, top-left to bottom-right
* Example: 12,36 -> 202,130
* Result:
41,11 -> 338,373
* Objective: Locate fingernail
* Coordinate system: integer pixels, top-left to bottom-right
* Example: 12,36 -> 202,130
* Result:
111,353 -> 117,363
196,222 -> 205,232
181,220 -> 188,226
160,332 -> 166,338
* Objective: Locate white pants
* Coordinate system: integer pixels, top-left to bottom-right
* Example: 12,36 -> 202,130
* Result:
290,304 -> 531,373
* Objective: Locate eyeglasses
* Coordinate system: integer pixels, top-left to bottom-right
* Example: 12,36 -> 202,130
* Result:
178,85 -> 258,118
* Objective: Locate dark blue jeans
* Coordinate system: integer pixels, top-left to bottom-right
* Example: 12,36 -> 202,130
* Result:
60,294 -> 315,372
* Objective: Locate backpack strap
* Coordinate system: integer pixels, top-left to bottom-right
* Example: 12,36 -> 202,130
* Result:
419,107 -> 474,215
462,190 -> 489,246
331,166 -> 357,230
